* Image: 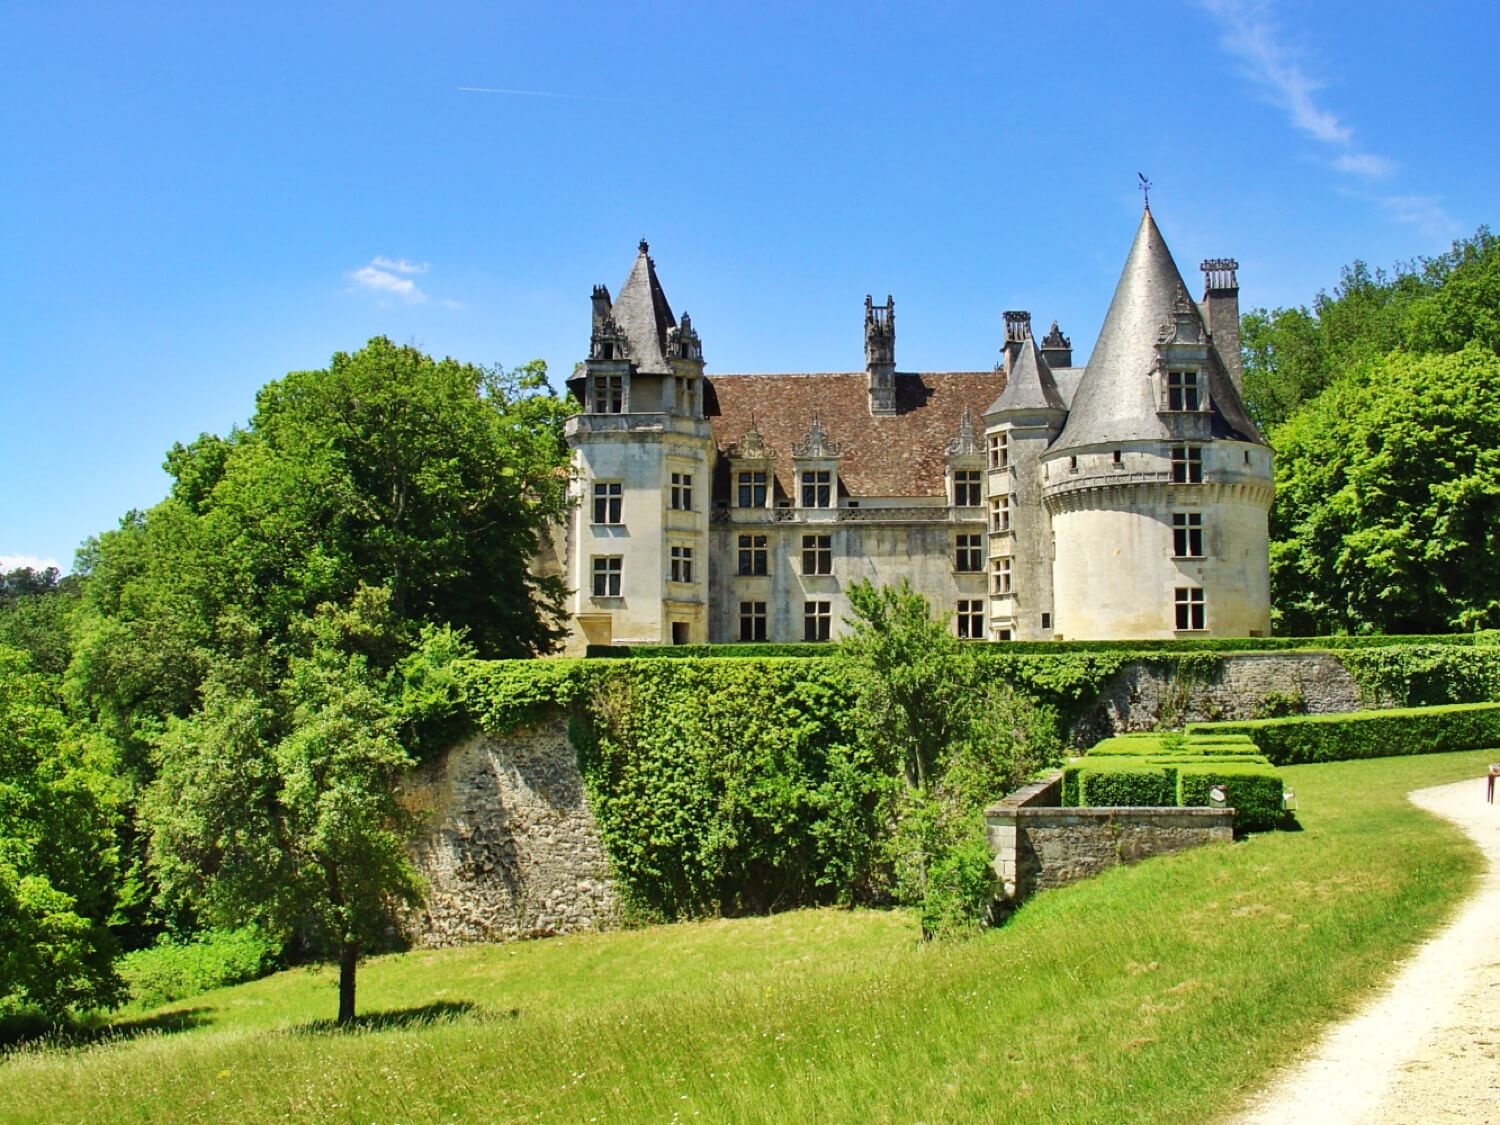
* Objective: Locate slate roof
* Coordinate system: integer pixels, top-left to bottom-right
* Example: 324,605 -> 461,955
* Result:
705,370 -> 1004,500
1051,209 -> 1263,453
611,243 -> 677,374
986,336 -> 1067,415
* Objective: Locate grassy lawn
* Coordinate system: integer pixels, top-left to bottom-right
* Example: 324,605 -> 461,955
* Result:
3,749 -> 1492,1124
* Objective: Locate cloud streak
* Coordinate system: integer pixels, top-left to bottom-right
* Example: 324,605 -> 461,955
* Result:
348,257 -> 430,303
1200,0 -> 1457,236
0,553 -> 62,574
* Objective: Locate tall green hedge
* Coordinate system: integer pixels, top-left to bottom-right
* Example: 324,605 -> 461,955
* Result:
1177,764 -> 1285,831
1188,702 -> 1500,765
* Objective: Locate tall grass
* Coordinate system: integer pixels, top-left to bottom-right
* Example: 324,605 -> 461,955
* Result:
2,750 -> 1490,1123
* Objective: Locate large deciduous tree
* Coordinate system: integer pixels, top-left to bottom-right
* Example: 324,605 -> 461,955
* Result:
1270,344 -> 1500,634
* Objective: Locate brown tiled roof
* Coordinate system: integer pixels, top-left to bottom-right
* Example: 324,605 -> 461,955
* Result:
705,371 -> 1005,500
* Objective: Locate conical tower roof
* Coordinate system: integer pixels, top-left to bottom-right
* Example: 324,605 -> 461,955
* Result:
1050,210 -> 1262,453
986,335 -> 1067,415
611,239 -> 677,374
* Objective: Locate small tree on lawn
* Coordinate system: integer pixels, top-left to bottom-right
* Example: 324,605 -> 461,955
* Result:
146,601 -> 424,1025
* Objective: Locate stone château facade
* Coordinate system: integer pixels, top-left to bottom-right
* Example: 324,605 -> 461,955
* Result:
558,208 -> 1272,649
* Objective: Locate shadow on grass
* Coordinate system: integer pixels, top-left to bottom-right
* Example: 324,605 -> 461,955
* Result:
0,1006 -> 215,1051
290,1000 -> 520,1035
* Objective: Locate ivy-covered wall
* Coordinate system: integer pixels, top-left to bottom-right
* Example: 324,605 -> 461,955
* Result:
405,642 -> 1500,939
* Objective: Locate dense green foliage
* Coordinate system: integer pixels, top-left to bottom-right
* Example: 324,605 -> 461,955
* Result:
118,928 -> 280,1011
0,647 -> 122,1020
1190,701 -> 1500,765
1340,643 -> 1500,706
4,751 -> 1486,1124
1246,229 -> 1500,633
1176,763 -> 1285,831
0,568 -> 81,677
1070,760 -> 1174,807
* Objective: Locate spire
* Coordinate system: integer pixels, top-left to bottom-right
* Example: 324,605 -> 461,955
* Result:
610,239 -> 677,374
986,335 -> 1066,416
1049,209 -> 1261,453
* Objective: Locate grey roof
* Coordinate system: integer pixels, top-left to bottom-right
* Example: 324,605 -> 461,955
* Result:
1049,209 -> 1264,454
612,243 -> 677,374
985,336 -> 1067,415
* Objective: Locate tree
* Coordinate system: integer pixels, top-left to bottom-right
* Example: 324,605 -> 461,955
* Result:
1270,344 -> 1500,633
145,595 -> 431,1025
839,580 -> 1059,937
0,647 -> 122,1020
0,566 -> 82,677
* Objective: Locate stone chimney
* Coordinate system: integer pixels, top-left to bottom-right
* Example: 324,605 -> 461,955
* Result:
1002,311 -> 1031,374
865,294 -> 896,415
1039,320 -> 1072,369
1200,259 -> 1242,392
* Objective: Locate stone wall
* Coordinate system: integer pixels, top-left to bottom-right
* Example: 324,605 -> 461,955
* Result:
1071,651 -> 1364,743
985,772 -> 1234,902
403,716 -> 618,947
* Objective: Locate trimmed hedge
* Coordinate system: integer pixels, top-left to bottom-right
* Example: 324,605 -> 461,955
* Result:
1177,763 -> 1285,831
587,634 -> 1498,660
1187,701 -> 1500,765
1064,760 -> 1175,807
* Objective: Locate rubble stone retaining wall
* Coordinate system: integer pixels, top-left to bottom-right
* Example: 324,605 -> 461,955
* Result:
403,717 -> 618,947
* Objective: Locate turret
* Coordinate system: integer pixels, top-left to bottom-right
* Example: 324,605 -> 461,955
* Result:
865,295 -> 896,415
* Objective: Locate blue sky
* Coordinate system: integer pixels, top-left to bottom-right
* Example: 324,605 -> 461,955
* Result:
4,0 -> 1496,572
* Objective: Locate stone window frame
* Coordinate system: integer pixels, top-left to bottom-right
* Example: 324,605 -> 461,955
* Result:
990,494 -> 1011,533
591,374 -> 625,414
956,598 -> 984,639
1165,368 -> 1203,412
591,480 -> 623,525
1171,444 -> 1204,483
669,544 -> 694,584
1174,587 -> 1206,631
988,431 -> 1010,471
739,600 -> 768,641
669,471 -> 694,512
803,599 -> 832,642
591,555 -> 623,598
801,533 -> 833,576
737,533 -> 769,576
1172,511 -> 1205,558
737,469 -> 769,509
991,556 -> 1013,596
952,469 -> 983,508
800,469 -> 834,509
954,532 -> 983,573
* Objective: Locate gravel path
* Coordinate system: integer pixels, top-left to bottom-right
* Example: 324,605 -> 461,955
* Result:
1232,777 -> 1500,1124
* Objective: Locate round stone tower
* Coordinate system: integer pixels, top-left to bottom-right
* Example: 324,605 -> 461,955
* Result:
1040,209 -> 1273,639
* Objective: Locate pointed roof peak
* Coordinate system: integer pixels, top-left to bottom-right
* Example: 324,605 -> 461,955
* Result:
1049,211 -> 1262,452
611,241 -> 677,373
987,335 -> 1065,416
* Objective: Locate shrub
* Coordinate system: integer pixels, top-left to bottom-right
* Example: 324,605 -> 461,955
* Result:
1072,761 -> 1175,807
119,928 -> 281,1010
1177,763 -> 1286,831
919,828 -> 997,940
1188,701 -> 1500,765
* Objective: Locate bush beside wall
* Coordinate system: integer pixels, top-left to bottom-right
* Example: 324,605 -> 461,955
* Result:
1177,764 -> 1285,831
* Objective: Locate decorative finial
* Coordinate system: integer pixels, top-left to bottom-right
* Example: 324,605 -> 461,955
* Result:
1137,172 -> 1152,210
639,238 -> 650,254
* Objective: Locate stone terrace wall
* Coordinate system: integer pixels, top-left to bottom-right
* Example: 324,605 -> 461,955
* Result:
985,777 -> 1235,904
1071,652 -> 1364,743
403,716 -> 618,947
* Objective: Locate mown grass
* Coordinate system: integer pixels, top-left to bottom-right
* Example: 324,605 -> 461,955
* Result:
3,749 -> 1492,1124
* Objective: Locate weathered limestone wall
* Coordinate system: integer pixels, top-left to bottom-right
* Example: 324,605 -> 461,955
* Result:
1071,651 -> 1364,744
985,772 -> 1234,902
403,716 -> 618,947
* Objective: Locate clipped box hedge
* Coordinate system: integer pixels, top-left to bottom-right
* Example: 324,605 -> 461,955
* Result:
1187,701 -> 1500,765
1177,762 -> 1285,831
1065,760 -> 1175,807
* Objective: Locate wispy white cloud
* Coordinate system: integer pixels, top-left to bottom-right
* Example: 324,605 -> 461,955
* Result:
371,256 -> 429,275
0,553 -> 62,574
1377,194 -> 1462,241
1199,0 -> 1391,179
348,258 -> 429,304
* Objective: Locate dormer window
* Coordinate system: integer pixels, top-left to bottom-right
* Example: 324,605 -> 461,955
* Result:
952,470 -> 982,508
592,374 -> 625,414
1166,369 -> 1201,412
737,470 -> 768,508
801,470 -> 833,508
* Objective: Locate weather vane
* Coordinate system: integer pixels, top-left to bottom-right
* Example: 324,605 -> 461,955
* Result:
1137,172 -> 1152,210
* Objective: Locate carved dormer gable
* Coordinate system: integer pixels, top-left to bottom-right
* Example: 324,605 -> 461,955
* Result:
791,416 -> 845,460
1156,282 -> 1205,347
726,419 -> 777,463
946,407 -> 982,458
665,310 -> 703,361
590,312 -> 631,361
